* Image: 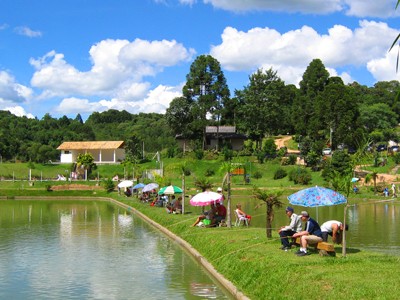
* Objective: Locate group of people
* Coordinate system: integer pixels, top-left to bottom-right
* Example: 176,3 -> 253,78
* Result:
165,195 -> 183,214
383,183 -> 397,197
279,206 -> 348,256
191,187 -> 227,227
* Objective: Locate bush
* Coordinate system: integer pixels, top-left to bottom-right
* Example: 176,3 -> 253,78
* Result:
253,171 -> 262,179
289,168 -> 312,185
204,168 -> 215,177
288,155 -> 297,165
393,153 -> 400,164
194,149 -> 204,160
102,178 -> 115,193
274,168 -> 287,180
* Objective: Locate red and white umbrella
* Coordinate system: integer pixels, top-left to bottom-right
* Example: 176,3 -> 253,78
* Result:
189,191 -> 223,206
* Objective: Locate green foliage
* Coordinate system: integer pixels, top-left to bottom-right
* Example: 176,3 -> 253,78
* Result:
252,171 -> 262,179
204,168 -> 215,177
193,177 -> 213,191
256,151 -> 266,164
289,168 -> 312,185
393,152 -> 400,164
305,150 -> 321,170
194,149 -> 204,160
273,168 -> 287,180
222,147 -> 233,161
102,178 -> 115,193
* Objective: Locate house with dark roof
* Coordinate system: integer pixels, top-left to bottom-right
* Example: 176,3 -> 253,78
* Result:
57,141 -> 125,164
176,126 -> 247,151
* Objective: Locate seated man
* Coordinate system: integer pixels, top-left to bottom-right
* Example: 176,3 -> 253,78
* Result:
191,204 -> 216,227
278,206 -> 302,251
292,211 -> 323,256
214,202 -> 227,225
320,220 -> 348,244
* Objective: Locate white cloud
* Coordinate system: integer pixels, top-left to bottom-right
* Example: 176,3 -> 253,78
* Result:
203,0 -> 342,14
202,0 -> 400,18
0,71 -> 32,103
367,50 -> 400,82
344,0 -> 399,18
211,20 -> 399,85
14,26 -> 42,37
3,106 -> 35,118
30,39 -> 194,98
53,84 -> 182,116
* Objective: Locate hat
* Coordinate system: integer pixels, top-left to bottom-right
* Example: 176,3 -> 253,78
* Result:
285,206 -> 294,213
300,211 -> 309,217
217,187 -> 223,192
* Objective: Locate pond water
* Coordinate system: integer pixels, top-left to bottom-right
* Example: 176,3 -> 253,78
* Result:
0,200 -> 232,299
189,196 -> 400,256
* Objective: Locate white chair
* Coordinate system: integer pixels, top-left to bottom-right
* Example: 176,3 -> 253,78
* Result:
234,209 -> 249,226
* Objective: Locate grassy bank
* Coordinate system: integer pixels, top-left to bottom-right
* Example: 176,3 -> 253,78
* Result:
116,196 -> 400,300
1,186 -> 399,299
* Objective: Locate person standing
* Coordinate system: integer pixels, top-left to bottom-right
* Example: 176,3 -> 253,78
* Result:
392,183 -> 397,198
278,207 -> 302,251
292,211 -> 323,256
320,220 -> 349,244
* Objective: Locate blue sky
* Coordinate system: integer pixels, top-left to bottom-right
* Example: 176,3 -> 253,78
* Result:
0,0 -> 400,120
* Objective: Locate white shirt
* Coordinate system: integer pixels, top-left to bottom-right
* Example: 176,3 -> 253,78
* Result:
320,220 -> 342,233
282,213 -> 302,232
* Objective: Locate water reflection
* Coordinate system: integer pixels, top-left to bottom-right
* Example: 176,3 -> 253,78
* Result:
0,200 -> 232,299
189,197 -> 400,255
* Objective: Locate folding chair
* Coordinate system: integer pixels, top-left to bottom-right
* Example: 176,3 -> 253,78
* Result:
234,209 -> 249,226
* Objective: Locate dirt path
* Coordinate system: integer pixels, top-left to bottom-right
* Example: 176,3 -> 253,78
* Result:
274,136 -> 300,154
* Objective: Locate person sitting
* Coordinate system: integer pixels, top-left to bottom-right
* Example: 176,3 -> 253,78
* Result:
292,211 -> 323,256
353,185 -> 359,193
172,196 -> 182,214
383,187 -> 389,197
320,220 -> 349,244
278,206 -> 302,251
191,204 -> 216,227
214,202 -> 227,225
124,187 -> 132,197
235,203 -> 251,225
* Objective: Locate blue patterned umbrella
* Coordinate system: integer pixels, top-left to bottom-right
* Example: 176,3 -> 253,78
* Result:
288,186 -> 347,207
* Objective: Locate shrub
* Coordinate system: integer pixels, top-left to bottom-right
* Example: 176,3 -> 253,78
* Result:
204,168 -> 215,177
45,184 -> 52,192
253,171 -> 262,179
393,153 -> 400,164
102,178 -> 115,193
194,149 -> 204,160
288,155 -> 297,165
289,168 -> 312,185
274,168 -> 287,180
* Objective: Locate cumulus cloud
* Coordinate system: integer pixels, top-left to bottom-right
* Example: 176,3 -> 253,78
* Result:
30,38 -> 194,98
203,0 -> 343,14
0,71 -> 32,103
201,0 -> 399,17
14,26 -> 42,37
2,106 -> 35,118
211,20 -> 399,85
54,84 -> 182,116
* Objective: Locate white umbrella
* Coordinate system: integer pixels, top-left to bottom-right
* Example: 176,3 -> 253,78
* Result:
142,183 -> 159,193
117,180 -> 134,188
190,191 -> 223,206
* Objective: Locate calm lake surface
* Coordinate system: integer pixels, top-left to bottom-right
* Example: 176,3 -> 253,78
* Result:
0,200 -> 232,299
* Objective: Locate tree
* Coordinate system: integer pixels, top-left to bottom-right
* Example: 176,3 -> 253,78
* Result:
236,68 -> 285,148
292,59 -> 329,136
253,187 -> 283,238
165,96 -> 195,139
182,55 -> 230,150
76,153 -> 96,179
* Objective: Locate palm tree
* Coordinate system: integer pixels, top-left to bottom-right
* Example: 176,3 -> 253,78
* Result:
193,177 -> 213,192
365,171 -> 379,194
220,161 -> 236,228
253,187 -> 283,238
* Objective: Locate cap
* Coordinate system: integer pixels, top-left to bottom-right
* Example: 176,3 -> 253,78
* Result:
300,211 -> 309,217
285,206 -> 294,213
217,187 -> 222,192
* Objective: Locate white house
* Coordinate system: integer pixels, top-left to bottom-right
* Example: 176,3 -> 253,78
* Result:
57,141 -> 125,164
